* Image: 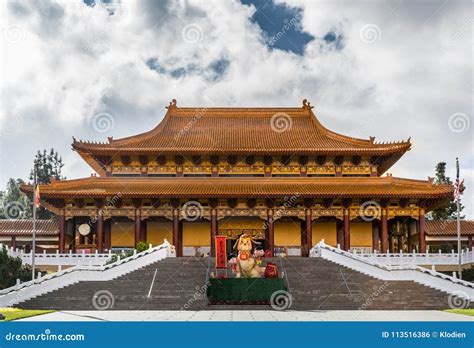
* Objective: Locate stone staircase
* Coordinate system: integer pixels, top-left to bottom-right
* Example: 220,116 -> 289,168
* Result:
281,258 -> 470,310
17,257 -> 470,310
18,257 -> 210,310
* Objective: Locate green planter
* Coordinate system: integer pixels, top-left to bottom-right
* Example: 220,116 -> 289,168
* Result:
207,278 -> 287,304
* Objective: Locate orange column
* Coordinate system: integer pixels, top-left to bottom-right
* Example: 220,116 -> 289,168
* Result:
372,220 -> 379,252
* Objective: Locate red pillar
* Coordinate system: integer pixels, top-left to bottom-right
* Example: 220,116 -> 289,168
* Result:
97,213 -> 104,253
58,214 -> 66,253
372,220 -> 379,252
266,209 -> 274,255
140,219 -> 147,242
343,209 -> 350,251
418,209 -> 426,253
381,210 -> 388,253
210,209 -> 217,257
71,217 -> 76,253
135,210 -> 141,248
173,209 -> 182,256
336,219 -> 344,249
11,236 -> 16,249
104,219 -> 112,251
468,236 -> 473,251
304,209 -> 312,256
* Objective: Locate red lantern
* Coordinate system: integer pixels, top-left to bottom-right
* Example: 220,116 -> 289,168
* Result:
264,262 -> 278,278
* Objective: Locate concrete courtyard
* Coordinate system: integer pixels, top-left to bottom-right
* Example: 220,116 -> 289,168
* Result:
17,310 -> 473,322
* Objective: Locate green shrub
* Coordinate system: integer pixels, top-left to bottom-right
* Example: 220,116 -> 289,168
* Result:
136,242 -> 150,253
0,246 -> 37,289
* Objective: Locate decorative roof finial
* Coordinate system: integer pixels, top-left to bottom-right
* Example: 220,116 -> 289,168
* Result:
369,136 -> 375,144
107,136 -> 113,143
302,99 -> 314,110
166,99 -> 177,109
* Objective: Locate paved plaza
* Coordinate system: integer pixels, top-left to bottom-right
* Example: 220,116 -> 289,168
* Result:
17,310 -> 473,322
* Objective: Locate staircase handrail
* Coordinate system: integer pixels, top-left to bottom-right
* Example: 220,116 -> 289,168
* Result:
0,240 -> 172,296
311,240 -> 474,290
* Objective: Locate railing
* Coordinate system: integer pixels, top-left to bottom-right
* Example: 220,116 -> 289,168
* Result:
354,249 -> 474,266
309,242 -> 474,266
0,240 -> 175,307
311,240 -> 474,301
2,244 -> 112,266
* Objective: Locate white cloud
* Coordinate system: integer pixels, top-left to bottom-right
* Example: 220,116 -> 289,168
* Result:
0,0 -> 472,217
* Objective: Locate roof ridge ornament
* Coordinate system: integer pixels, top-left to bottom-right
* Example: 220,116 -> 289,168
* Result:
369,136 -> 375,144
166,99 -> 177,109
107,136 -> 113,143
302,99 -> 314,110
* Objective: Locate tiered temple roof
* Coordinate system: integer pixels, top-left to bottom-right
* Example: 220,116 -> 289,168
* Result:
72,100 -> 411,175
21,176 -> 452,199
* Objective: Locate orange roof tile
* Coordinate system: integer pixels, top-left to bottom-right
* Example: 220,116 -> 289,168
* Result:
73,101 -> 411,157
21,176 -> 452,199
426,220 -> 474,236
0,219 -> 59,236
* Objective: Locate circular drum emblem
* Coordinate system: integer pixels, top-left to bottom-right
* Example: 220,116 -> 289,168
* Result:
78,223 -> 91,236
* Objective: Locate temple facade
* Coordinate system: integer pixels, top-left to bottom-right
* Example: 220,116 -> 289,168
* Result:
21,100 -> 453,257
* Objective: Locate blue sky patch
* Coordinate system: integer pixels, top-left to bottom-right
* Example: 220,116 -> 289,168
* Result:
241,0 -> 313,55
145,57 -> 230,82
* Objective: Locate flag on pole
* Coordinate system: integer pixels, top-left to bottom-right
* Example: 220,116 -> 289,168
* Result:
454,159 -> 464,200
35,184 -> 40,208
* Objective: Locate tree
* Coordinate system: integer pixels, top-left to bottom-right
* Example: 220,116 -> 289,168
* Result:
427,162 -> 465,220
29,149 -> 66,219
0,178 -> 31,219
0,245 -> 37,289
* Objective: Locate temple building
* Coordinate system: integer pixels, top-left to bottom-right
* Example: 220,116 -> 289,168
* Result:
21,99 -> 454,257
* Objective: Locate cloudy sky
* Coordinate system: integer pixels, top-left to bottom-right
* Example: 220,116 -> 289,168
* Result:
1,0 -> 472,217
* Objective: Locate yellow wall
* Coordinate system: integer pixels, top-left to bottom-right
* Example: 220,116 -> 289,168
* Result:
111,221 -> 134,247
312,221 -> 337,246
147,221 -> 173,246
350,222 -> 372,247
274,221 -> 301,246
183,221 -> 210,246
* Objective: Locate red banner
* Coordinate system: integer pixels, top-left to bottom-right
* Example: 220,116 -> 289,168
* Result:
215,236 -> 227,269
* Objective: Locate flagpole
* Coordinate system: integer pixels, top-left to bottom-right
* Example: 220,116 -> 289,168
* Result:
456,157 -> 461,280
32,164 -> 37,281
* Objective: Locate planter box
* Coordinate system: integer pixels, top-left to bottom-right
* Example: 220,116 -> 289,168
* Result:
207,277 -> 286,304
